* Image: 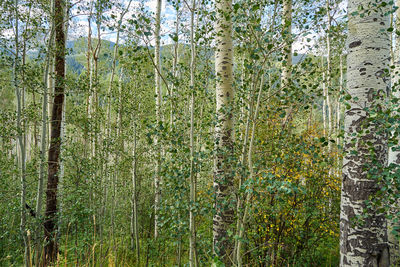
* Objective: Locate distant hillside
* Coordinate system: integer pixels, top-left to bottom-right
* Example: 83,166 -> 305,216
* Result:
66,38 -> 115,74
63,37 -> 307,74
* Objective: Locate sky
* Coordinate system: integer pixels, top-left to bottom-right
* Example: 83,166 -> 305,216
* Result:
0,0 -> 347,55
69,0 -> 175,45
67,0 -> 348,55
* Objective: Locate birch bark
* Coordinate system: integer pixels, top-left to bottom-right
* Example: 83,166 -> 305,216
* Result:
340,0 -> 391,265
35,9 -> 55,263
13,0 -> 30,265
213,0 -> 234,265
387,0 -> 400,263
326,0 -> 333,139
189,0 -> 198,266
154,0 -> 162,239
281,0 -> 292,88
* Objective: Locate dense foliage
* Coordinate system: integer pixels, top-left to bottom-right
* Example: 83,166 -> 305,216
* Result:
0,0 -> 353,266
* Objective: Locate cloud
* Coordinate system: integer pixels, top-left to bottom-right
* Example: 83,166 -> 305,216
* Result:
293,33 -> 318,54
145,0 -> 167,13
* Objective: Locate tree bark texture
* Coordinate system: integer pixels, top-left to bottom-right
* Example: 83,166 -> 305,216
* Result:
340,1 -> 391,265
213,0 -> 234,265
154,0 -> 162,240
387,0 -> 400,264
44,0 -> 66,262
189,0 -> 198,266
281,0 -> 292,88
13,0 -> 30,264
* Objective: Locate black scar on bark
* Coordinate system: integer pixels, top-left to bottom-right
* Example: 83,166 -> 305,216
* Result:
349,41 -> 362,48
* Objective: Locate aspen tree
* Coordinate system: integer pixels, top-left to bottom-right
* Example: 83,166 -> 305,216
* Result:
189,0 -> 198,266
86,0 -> 94,138
131,121 -> 140,264
106,0 -> 132,130
57,8 -> 68,240
106,0 -> 132,248
340,0 -> 391,265
233,61 -> 252,266
281,0 -> 292,89
336,55 -> 343,175
236,76 -> 264,267
281,0 -> 292,128
326,0 -> 333,139
35,7 -> 55,262
387,0 -> 400,263
322,64 -> 327,136
171,2 -> 179,127
213,0 -> 234,264
43,0 -> 66,261
13,0 -> 30,264
154,0 -> 162,239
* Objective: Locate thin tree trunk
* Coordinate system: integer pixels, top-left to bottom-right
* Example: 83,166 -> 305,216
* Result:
281,0 -> 292,87
236,75 -> 264,267
171,4 -> 179,127
106,0 -> 132,248
86,0 -> 93,140
106,0 -> 132,125
47,56 -> 54,147
322,58 -> 327,137
281,0 -> 292,128
21,4 -> 32,164
326,0 -> 332,140
14,0 -> 30,265
233,72 -> 253,265
35,15 -> 55,264
340,1 -> 391,265
131,122 -> 140,265
154,0 -> 162,239
57,81 -> 66,247
189,0 -> 198,266
387,0 -> 400,263
213,0 -> 234,264
43,0 -> 66,261
336,55 -> 343,177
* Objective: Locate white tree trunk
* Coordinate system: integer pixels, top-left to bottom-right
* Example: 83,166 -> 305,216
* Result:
387,0 -> 400,264
131,122 -> 140,264
340,0 -> 391,265
171,4 -> 179,127
13,1 -> 30,264
326,0 -> 333,139
322,69 -> 327,136
281,0 -> 292,88
189,0 -> 198,266
35,5 -> 55,263
213,0 -> 234,264
337,54 -> 343,147
281,0 -> 292,128
336,55 -> 343,177
236,75 -> 265,267
154,0 -> 162,239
